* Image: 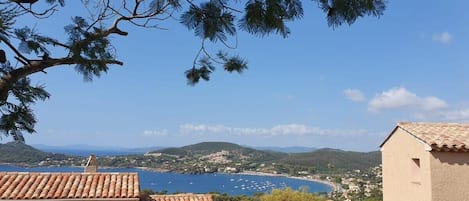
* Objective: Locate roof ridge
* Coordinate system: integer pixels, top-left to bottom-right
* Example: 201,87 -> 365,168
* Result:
398,122 -> 469,126
396,122 -> 469,152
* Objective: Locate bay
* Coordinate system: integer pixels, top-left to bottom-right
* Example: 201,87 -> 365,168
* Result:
0,165 -> 332,196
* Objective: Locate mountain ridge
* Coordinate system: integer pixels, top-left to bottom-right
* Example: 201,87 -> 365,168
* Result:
1,141 -> 381,172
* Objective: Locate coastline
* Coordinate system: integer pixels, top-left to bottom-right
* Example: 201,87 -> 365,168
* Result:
0,164 -> 336,192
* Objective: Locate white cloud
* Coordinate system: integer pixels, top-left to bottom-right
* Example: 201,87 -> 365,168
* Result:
432,32 -> 452,44
420,97 -> 448,111
179,123 -> 369,137
143,129 -> 168,137
411,108 -> 469,122
441,109 -> 469,121
343,89 -> 365,102
368,87 -> 447,112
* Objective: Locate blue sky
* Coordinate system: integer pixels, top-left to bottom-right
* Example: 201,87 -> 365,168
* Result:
3,1 -> 469,151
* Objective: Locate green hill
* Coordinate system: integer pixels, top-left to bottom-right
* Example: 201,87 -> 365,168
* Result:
182,141 -> 244,153
151,142 -> 380,172
280,148 -> 381,172
154,147 -> 188,156
0,142 -> 72,164
152,141 -> 287,161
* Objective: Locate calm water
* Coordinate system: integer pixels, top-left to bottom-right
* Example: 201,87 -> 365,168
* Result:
0,165 -> 331,196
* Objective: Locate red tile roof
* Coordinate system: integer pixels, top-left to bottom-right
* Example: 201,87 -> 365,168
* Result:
382,122 -> 469,152
151,194 -> 213,201
0,172 -> 140,200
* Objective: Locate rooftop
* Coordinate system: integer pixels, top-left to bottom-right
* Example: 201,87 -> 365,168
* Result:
0,172 -> 139,200
151,194 -> 213,201
384,122 -> 469,152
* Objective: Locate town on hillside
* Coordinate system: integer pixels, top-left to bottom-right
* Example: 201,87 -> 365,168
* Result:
0,140 -> 382,200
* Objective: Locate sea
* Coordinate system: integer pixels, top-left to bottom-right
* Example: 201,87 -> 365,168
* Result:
0,165 -> 332,196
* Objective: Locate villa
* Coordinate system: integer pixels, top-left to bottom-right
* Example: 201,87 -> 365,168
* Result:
380,122 -> 469,201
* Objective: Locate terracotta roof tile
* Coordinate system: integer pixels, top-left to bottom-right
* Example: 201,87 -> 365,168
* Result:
0,172 -> 140,200
397,122 -> 469,152
151,194 -> 213,201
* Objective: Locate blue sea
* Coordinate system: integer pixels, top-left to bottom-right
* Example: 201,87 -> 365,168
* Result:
0,165 -> 332,196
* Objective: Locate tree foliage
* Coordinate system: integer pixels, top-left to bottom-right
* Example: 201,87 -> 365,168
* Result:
258,188 -> 326,201
0,0 -> 386,141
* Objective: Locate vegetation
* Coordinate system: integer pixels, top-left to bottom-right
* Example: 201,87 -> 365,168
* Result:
0,0 -> 386,141
139,189 -> 155,201
213,193 -> 258,201
212,188 -> 326,201
259,188 -> 326,201
0,142 -> 83,165
182,142 -> 247,153
138,188 -> 327,201
155,142 -> 287,162
149,142 -> 380,174
281,148 -> 381,172
152,147 -> 189,157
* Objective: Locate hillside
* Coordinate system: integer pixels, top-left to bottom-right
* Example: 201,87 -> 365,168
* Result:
151,142 -> 380,172
252,146 -> 317,153
280,148 -> 381,172
155,142 -> 243,156
153,141 -> 287,162
182,142 -> 244,153
32,144 -> 162,156
0,142 -> 75,164
1,141 -> 380,173
154,147 -> 188,156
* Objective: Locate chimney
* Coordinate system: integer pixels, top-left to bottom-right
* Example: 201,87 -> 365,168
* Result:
84,154 -> 98,173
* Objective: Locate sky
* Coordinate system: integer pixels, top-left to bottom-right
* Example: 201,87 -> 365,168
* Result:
2,1 -> 469,151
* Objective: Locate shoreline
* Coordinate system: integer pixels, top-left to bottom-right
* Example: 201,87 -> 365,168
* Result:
235,171 -> 337,192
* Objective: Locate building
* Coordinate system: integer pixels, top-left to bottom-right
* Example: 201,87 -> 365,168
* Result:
380,122 -> 469,201
0,155 -> 140,201
151,193 -> 213,201
84,154 -> 98,173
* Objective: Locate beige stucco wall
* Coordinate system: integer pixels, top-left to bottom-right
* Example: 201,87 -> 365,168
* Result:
381,128 -> 432,201
429,151 -> 469,201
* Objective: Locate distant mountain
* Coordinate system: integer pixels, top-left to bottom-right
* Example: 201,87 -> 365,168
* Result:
32,144 -> 164,156
281,148 -> 381,171
0,142 -> 71,164
251,146 -> 317,153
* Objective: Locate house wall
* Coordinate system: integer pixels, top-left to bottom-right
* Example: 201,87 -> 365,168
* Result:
429,151 -> 469,201
381,128 -> 432,201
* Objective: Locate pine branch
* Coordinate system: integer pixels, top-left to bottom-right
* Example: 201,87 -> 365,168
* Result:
0,35 -> 29,64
